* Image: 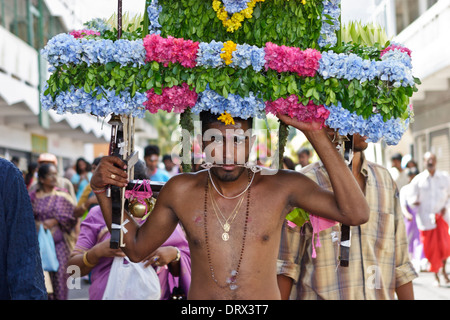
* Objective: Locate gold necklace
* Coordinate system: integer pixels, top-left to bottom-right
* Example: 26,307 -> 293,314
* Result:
209,183 -> 245,241
208,168 -> 255,199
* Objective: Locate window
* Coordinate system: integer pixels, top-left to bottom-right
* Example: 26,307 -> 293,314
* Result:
396,0 -> 420,34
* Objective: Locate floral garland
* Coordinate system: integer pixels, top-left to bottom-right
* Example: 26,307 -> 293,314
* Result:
318,48 -> 414,87
40,85 -> 147,118
39,1 -> 419,146
41,31 -> 417,138
191,85 -> 266,120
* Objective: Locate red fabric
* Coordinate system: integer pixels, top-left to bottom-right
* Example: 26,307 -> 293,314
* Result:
419,214 -> 450,273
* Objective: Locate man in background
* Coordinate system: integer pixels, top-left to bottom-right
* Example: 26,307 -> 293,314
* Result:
144,145 -> 170,182
389,153 -> 409,190
295,147 -> 311,171
162,154 -> 181,177
407,152 -> 450,286
278,133 -> 417,300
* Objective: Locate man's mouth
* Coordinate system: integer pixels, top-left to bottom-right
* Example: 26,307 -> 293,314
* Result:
220,164 -> 236,171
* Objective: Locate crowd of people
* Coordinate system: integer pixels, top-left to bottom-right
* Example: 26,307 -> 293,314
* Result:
1,130 -> 449,300
1,144 -> 191,300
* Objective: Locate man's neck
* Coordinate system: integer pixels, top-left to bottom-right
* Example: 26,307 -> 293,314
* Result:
209,170 -> 251,198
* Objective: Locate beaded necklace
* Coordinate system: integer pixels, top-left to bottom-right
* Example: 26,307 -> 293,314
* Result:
203,171 -> 251,290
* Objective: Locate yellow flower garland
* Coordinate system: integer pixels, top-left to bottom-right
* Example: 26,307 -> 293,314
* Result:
220,40 -> 237,65
212,0 -> 264,32
212,0 -> 306,32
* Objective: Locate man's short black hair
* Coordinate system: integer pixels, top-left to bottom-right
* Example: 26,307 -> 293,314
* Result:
144,145 -> 160,157
199,111 -> 253,134
297,147 -> 310,156
162,154 -> 172,162
391,153 -> 402,161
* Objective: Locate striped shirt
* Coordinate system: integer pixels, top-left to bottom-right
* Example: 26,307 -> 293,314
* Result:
277,154 -> 418,300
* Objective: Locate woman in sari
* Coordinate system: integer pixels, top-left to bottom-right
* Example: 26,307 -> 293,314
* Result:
68,160 -> 191,300
30,163 -> 77,300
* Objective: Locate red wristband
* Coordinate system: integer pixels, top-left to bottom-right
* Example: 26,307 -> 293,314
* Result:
92,187 -> 107,194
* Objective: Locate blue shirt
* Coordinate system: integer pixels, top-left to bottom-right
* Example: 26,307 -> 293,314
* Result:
0,158 -> 47,299
150,168 -> 170,182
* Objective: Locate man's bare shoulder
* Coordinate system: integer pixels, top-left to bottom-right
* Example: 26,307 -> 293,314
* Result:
259,167 -> 306,178
257,167 -> 311,186
160,170 -> 207,193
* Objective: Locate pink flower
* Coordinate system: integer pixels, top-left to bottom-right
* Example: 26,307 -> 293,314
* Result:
144,83 -> 198,114
69,29 -> 100,39
265,96 -> 330,128
380,44 -> 412,58
264,43 -> 321,77
143,34 -> 198,68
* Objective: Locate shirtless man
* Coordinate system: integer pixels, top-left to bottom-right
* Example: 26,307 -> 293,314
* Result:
90,111 -> 369,299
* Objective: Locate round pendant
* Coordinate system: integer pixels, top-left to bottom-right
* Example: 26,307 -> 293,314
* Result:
222,232 -> 229,241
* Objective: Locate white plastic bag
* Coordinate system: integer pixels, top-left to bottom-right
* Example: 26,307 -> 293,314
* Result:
102,257 -> 161,300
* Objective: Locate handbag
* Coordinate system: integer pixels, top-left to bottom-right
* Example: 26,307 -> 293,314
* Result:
102,257 -> 161,300
38,224 -> 59,272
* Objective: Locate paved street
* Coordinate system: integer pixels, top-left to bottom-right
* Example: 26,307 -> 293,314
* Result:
411,271 -> 450,300
68,271 -> 450,300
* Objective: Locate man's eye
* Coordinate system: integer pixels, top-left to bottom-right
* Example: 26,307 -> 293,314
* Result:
234,136 -> 246,145
212,136 -> 223,144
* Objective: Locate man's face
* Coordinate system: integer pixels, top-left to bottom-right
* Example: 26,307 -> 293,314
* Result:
424,153 -> 436,172
202,120 -> 254,182
298,153 -> 309,167
163,159 -> 175,171
352,134 -> 368,152
144,154 -> 159,172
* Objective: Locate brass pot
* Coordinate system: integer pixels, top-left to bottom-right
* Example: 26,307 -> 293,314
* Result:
128,197 -> 156,218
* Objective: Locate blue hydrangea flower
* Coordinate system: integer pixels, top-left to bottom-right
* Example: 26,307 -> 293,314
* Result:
222,0 -> 251,14
112,39 -> 146,67
41,85 -> 147,118
196,41 -> 224,68
40,33 -> 83,69
147,0 -> 162,35
377,50 -> 414,87
324,102 -> 409,145
319,0 -> 341,47
192,85 -> 265,119
231,44 -> 266,72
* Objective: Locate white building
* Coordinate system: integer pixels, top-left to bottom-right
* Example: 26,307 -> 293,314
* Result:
0,0 -> 156,173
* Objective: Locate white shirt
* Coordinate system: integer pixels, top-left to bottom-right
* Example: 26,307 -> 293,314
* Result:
389,167 -> 410,190
408,170 -> 450,231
